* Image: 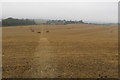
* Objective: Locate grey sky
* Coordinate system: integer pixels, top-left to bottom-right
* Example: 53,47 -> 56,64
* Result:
2,2 -> 118,23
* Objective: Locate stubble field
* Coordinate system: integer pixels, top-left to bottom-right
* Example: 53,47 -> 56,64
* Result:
2,24 -> 118,78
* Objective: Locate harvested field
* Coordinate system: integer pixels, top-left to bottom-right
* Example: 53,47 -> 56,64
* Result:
2,24 -> 118,78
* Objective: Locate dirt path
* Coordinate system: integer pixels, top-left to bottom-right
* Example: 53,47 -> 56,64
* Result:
28,26 -> 58,78
31,37 -> 58,78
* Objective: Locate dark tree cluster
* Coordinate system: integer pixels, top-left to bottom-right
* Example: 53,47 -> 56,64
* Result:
2,17 -> 36,26
65,20 -> 84,24
46,20 -> 65,25
46,20 -> 84,25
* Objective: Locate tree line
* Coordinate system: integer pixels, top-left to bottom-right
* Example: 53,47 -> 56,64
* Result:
2,17 -> 36,26
46,20 -> 84,25
2,17 -> 84,26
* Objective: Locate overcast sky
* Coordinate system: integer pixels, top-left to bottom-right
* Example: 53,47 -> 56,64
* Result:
2,2 -> 118,23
